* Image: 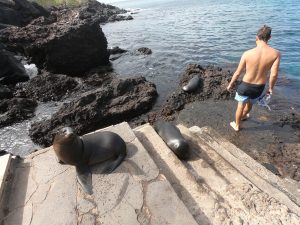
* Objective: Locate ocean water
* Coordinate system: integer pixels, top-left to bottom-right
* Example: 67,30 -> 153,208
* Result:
102,0 -> 300,105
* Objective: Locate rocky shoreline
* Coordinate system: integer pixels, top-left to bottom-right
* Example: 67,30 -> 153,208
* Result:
0,0 -> 299,182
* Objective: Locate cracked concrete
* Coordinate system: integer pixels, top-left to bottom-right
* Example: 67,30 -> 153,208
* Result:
0,122 -> 197,225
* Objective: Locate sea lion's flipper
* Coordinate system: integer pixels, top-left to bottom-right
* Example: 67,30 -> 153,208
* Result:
102,153 -> 126,174
76,165 -> 93,195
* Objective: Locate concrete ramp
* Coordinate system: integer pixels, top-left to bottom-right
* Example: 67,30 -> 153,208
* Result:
0,122 -> 198,225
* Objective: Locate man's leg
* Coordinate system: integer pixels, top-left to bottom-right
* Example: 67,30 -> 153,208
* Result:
230,102 -> 246,131
241,103 -> 252,120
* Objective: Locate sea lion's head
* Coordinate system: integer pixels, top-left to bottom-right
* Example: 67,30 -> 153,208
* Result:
53,127 -> 83,165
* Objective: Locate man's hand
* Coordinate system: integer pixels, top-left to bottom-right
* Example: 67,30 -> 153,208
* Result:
227,83 -> 234,91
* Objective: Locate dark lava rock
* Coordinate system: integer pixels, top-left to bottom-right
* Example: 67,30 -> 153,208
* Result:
0,84 -> 13,99
0,7 -> 109,76
0,0 -> 49,28
108,14 -> 133,22
15,72 -> 79,102
137,47 -> 152,55
109,46 -> 127,55
29,76 -> 158,147
0,97 -> 37,128
78,1 -> 127,23
0,46 -> 29,85
157,64 -> 234,121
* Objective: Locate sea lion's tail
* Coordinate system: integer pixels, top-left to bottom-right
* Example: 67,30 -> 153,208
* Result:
103,151 -> 126,173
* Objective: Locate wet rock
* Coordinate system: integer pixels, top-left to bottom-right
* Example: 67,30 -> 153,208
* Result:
156,64 -> 234,121
109,46 -> 127,55
77,0 -> 127,23
15,72 -> 79,102
0,46 -> 29,85
0,97 -> 37,128
108,14 -> 133,22
29,77 -> 158,146
137,47 -> 152,55
0,84 -> 13,100
0,6 -> 109,76
0,0 -> 49,28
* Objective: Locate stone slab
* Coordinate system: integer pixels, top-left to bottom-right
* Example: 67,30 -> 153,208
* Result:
0,122 -> 197,225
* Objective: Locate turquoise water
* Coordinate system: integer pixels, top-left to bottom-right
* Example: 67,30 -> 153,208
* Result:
102,0 -> 300,101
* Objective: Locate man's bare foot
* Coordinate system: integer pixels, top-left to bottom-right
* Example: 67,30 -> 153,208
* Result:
230,121 -> 240,131
241,113 -> 250,121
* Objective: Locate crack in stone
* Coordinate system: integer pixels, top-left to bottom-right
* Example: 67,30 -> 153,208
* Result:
99,175 -> 130,217
45,167 -> 71,184
137,181 -> 151,225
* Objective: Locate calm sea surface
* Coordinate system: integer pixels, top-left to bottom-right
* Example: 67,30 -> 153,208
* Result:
102,0 -> 300,105
1,0 -> 299,155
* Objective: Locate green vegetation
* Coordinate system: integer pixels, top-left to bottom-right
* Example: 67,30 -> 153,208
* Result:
31,0 -> 89,8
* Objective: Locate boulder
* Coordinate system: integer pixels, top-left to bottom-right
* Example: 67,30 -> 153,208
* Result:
29,76 -> 158,146
0,97 -> 37,128
14,72 -> 79,102
109,46 -> 127,55
107,14 -> 133,22
0,84 -> 13,99
0,0 -> 49,28
0,45 -> 29,85
0,11 -> 110,76
137,47 -> 152,55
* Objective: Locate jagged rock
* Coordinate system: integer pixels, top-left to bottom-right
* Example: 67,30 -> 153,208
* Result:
0,0 -> 49,28
0,45 -> 29,85
109,46 -> 127,55
29,76 -> 158,146
107,14 -> 133,22
0,97 -> 37,128
0,3 -> 110,76
14,72 -> 79,102
0,84 -> 13,99
157,64 -> 234,121
137,47 -> 152,55
77,0 -> 127,23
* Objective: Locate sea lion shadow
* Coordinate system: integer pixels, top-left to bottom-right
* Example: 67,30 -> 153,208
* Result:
91,142 -> 145,176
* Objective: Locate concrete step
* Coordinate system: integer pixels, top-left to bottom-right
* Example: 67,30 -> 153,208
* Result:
0,122 -> 198,225
134,123 -> 300,224
188,125 -> 300,216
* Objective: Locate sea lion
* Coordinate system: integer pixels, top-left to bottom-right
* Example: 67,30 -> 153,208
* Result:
182,75 -> 201,92
154,121 -> 190,160
53,127 -> 127,194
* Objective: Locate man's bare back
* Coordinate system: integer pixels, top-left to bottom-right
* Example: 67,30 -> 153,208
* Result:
227,25 -> 281,131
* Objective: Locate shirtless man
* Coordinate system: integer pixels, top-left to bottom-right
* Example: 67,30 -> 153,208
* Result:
227,25 -> 281,131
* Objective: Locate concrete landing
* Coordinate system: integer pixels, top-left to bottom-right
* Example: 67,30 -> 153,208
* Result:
0,122 -> 197,225
0,154 -> 11,200
134,123 -> 300,225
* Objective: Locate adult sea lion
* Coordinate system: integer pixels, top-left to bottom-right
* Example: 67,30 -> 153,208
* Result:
154,121 -> 190,160
182,75 -> 201,92
53,127 -> 127,194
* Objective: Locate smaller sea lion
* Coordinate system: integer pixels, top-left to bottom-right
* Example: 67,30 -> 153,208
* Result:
53,127 -> 127,194
182,75 -> 201,92
154,121 -> 190,160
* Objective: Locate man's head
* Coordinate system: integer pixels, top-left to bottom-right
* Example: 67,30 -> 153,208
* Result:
256,25 -> 272,42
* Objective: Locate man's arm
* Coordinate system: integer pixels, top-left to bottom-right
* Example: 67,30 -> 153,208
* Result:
227,53 -> 246,91
269,52 -> 281,94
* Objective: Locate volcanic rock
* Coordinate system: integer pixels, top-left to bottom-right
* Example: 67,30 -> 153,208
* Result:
158,64 -> 234,121
137,47 -> 152,55
0,97 -> 37,128
0,45 -> 29,85
29,76 -> 158,146
0,0 -> 49,28
14,72 -> 79,102
0,6 -> 110,75
0,84 -> 13,100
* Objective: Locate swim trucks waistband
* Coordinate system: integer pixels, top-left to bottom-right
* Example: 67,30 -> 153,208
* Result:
237,81 -> 265,99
